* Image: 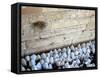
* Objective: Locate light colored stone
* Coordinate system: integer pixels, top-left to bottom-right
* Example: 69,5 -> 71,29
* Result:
21,8 -> 95,54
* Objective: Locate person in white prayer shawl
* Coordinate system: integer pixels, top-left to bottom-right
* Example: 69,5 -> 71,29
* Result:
36,62 -> 42,70
64,62 -> 71,68
31,59 -> 36,66
41,53 -> 46,59
22,40 -> 95,70
49,57 -> 54,64
48,64 -> 53,69
32,65 -> 38,70
31,54 -> 37,61
45,57 -> 49,63
43,62 -> 49,69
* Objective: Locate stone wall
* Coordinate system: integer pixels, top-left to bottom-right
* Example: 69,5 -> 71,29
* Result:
21,7 -> 95,56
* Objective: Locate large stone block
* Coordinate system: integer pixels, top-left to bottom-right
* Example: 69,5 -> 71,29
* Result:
21,8 -> 95,54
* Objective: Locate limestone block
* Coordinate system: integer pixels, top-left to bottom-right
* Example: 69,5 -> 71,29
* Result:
21,8 -> 95,54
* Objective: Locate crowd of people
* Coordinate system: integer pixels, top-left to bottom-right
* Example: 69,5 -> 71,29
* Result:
21,40 -> 96,71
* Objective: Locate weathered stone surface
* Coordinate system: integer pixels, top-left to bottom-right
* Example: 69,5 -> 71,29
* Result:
21,7 -> 95,55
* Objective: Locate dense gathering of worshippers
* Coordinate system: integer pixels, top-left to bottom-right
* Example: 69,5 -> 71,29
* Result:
21,40 -> 96,71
